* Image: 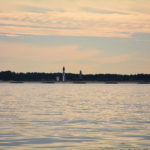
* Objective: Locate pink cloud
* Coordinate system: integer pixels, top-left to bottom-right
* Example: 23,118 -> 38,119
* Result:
0,41 -> 101,72
0,41 -> 100,62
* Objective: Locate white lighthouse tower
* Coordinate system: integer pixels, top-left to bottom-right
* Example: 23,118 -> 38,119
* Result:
62,66 -> 65,82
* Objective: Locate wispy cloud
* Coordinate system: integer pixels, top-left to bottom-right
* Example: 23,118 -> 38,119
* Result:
82,7 -> 128,15
0,0 -> 150,38
21,6 -> 64,13
0,23 -> 79,30
0,41 -> 99,64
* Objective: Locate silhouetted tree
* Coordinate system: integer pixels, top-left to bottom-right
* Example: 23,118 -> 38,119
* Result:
0,71 -> 150,82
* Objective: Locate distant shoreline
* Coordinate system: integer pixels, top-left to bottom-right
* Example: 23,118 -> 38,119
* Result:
0,81 -> 150,84
0,71 -> 150,83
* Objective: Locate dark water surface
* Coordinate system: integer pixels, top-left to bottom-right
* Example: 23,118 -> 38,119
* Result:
0,83 -> 150,149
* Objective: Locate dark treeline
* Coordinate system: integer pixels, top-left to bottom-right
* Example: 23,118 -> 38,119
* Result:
0,71 -> 150,82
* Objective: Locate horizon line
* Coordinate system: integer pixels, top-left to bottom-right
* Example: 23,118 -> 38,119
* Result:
1,70 -> 150,76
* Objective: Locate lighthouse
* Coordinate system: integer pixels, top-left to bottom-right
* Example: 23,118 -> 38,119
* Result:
62,66 -> 65,82
79,70 -> 82,80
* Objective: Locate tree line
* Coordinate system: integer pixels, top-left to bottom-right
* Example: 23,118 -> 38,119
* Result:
0,71 -> 150,82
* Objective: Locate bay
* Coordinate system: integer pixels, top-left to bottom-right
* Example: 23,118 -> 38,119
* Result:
0,83 -> 150,150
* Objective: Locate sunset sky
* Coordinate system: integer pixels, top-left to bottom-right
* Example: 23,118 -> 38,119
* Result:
0,0 -> 150,74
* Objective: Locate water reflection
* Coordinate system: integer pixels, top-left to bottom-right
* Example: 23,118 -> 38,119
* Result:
0,83 -> 150,149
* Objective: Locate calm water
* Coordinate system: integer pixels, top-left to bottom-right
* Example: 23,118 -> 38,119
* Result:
0,83 -> 150,150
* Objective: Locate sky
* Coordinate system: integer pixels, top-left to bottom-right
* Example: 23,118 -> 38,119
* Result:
0,0 -> 150,74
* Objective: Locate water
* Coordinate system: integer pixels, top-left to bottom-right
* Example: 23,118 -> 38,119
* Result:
0,83 -> 150,150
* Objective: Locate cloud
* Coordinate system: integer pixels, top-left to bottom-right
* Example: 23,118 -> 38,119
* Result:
0,0 -> 150,38
0,41 -> 147,73
21,6 -> 64,13
82,7 -> 128,15
0,41 -> 99,62
21,6 -> 51,13
0,23 -> 79,30
0,41 -> 101,72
